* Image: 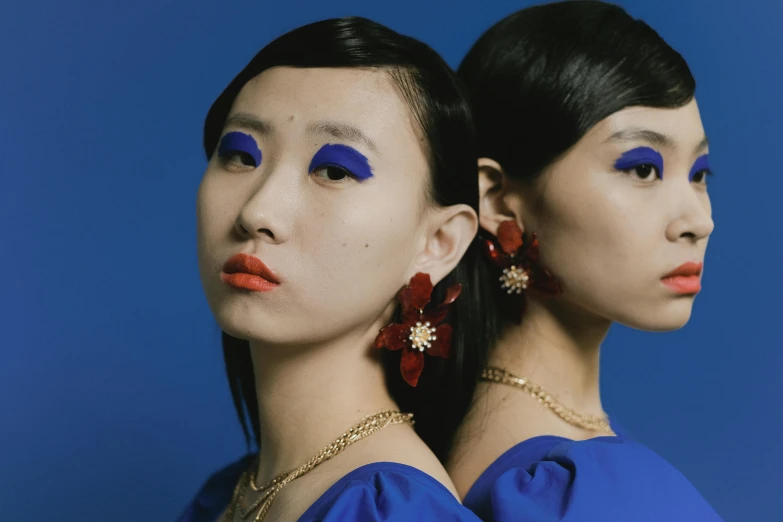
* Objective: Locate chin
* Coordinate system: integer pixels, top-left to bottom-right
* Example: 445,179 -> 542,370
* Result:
619,300 -> 695,332
213,305 -> 339,346
208,300 -> 278,342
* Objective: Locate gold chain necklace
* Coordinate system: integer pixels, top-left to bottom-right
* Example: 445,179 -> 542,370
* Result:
220,410 -> 414,522
481,366 -> 615,435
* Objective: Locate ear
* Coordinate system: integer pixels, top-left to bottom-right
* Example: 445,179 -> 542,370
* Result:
411,203 -> 478,286
478,157 -> 523,236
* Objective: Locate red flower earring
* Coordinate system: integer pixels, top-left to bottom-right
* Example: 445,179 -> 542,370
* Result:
374,273 -> 461,387
484,220 -> 562,298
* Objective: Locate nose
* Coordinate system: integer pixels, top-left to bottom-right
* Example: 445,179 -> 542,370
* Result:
234,164 -> 297,244
664,182 -> 714,243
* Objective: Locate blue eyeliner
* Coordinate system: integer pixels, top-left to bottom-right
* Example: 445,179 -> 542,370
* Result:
689,154 -> 711,182
613,146 -> 664,178
308,144 -> 374,181
218,131 -> 262,167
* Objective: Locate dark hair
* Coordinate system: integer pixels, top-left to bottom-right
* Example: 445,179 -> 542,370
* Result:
458,0 -> 696,327
203,17 -> 495,462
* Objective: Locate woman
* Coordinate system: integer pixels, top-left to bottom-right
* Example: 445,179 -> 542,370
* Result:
178,17 -> 486,522
447,2 -> 723,520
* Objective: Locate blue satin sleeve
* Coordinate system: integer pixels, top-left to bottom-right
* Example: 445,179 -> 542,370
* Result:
464,434 -> 723,522
177,459 -> 480,522
300,462 -> 481,521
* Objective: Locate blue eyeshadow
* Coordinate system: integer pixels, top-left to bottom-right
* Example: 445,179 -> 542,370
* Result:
218,131 -> 262,167
308,144 -> 374,181
613,146 -> 664,178
689,154 -> 710,181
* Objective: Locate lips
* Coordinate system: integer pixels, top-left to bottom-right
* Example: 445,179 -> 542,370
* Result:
661,262 -> 702,294
220,253 -> 280,292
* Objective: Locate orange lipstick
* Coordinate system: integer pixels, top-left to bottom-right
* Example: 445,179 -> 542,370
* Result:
661,262 -> 702,294
221,253 -> 280,292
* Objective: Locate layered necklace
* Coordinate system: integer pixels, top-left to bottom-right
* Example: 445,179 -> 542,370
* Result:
220,410 -> 414,522
481,366 -> 614,435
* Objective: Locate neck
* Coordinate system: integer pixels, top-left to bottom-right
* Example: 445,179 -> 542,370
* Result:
488,297 -> 612,416
249,331 -> 399,485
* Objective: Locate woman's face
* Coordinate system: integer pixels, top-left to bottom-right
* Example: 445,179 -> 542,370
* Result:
197,67 -> 438,345
503,99 -> 713,330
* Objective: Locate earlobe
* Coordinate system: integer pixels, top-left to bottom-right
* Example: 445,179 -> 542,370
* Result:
478,157 -> 520,236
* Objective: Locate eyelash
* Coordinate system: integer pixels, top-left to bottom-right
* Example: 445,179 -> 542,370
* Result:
620,163 -> 661,182
218,150 -> 257,169
215,146 -> 362,183
310,164 -> 359,183
691,169 -> 713,184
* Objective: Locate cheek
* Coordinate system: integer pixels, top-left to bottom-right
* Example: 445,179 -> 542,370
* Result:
306,197 -> 418,274
534,180 -> 660,295
295,188 -> 423,315
196,178 -> 220,242
195,173 -> 240,261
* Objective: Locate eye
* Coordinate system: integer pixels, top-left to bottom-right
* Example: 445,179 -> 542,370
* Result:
691,169 -> 712,185
220,151 -> 257,168
625,164 -> 660,182
216,131 -> 262,170
613,147 -> 664,183
311,165 -> 355,183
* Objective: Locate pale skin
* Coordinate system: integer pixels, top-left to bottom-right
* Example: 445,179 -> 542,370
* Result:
197,66 -> 477,521
447,99 -> 714,498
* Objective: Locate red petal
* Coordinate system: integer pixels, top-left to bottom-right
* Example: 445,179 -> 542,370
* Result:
427,324 -> 452,359
401,306 -> 421,324
497,220 -> 524,255
396,287 -> 420,322
408,272 -> 434,310
484,238 -> 509,267
441,284 -> 462,306
400,348 -> 425,387
373,323 -> 409,351
423,284 -> 463,325
530,266 -> 563,297
422,309 -> 445,327
398,272 -> 433,314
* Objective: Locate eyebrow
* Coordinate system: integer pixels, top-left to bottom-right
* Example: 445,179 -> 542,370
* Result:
224,113 -> 273,135
222,114 -> 379,155
307,121 -> 379,154
605,127 -> 709,154
605,128 -> 674,148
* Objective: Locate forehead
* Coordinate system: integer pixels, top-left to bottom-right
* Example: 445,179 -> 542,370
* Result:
587,99 -> 706,150
231,66 -> 416,142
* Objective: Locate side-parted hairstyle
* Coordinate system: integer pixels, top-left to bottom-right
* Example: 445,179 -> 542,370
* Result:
458,0 -> 696,328
203,17 -> 496,462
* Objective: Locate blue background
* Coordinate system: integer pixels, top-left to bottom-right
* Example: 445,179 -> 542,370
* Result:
1,1 -> 780,520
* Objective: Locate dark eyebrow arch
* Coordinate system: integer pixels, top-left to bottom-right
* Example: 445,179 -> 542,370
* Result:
224,113 -> 274,136
307,121 -> 379,154
604,128 -> 675,148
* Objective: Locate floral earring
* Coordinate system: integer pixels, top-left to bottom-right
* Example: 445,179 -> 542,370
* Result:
374,273 -> 461,387
484,220 -> 562,297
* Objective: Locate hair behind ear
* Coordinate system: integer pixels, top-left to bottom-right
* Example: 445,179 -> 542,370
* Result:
382,238 -> 498,462
208,16 -> 498,462
458,1 -> 696,334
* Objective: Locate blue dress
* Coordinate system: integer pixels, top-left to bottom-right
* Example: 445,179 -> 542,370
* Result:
463,423 -> 723,521
178,457 -> 481,522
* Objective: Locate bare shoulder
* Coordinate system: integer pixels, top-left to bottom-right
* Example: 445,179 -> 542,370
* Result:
266,423 -> 459,521
447,382 -> 561,498
447,382 -> 594,499
447,385 -> 521,498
